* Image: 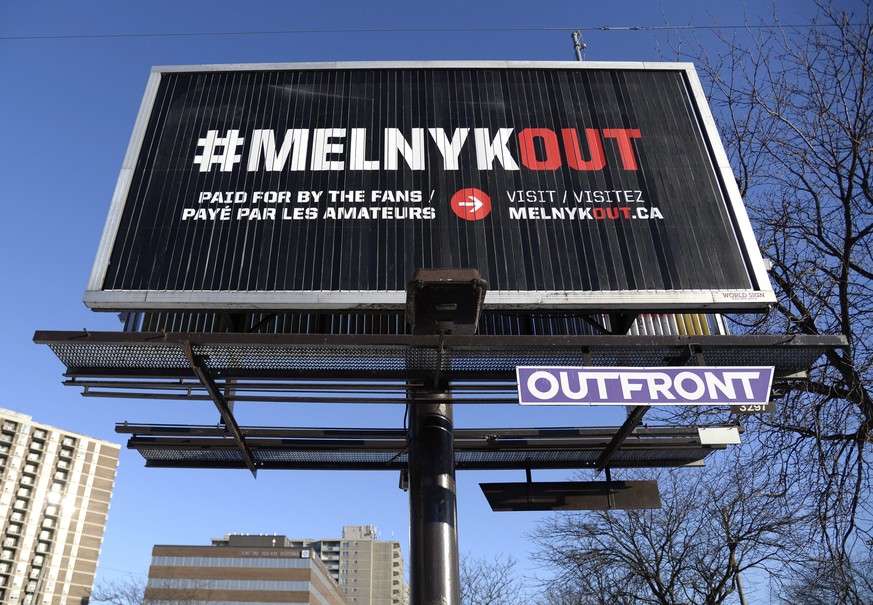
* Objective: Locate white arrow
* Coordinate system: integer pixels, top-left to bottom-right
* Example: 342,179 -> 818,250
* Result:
458,195 -> 484,213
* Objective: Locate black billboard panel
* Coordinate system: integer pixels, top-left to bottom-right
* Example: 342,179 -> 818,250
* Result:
86,61 -> 775,311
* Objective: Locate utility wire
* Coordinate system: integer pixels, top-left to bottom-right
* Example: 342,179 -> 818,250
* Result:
0,22 -> 856,42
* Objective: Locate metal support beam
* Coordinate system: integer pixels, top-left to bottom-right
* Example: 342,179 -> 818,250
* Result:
609,313 -> 638,335
595,344 -> 697,471
595,405 -> 649,472
183,342 -> 258,477
408,390 -> 460,605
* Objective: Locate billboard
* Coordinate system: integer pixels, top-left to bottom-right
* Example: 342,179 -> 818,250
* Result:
85,61 -> 775,311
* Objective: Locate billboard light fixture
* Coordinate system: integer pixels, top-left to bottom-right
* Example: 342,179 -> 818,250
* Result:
405,268 -> 488,335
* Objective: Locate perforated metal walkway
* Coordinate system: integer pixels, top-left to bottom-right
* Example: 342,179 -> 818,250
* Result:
34,330 -> 845,472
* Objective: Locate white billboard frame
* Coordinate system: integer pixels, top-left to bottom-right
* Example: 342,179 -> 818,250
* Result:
84,60 -> 775,312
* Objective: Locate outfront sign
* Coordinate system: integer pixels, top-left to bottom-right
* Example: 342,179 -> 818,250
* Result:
86,61 -> 775,311
516,366 -> 775,406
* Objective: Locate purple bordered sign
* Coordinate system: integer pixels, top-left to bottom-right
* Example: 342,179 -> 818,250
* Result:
516,366 -> 775,406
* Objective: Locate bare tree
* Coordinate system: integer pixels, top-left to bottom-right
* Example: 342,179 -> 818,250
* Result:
460,553 -> 528,605
660,0 -> 873,562
528,584 -> 604,605
529,453 -> 806,605
776,556 -> 873,605
89,575 -> 146,605
90,574 -> 214,605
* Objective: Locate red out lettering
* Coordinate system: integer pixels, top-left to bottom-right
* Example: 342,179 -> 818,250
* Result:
602,128 -> 642,170
518,127 -> 641,171
563,128 -> 606,170
518,128 -> 562,170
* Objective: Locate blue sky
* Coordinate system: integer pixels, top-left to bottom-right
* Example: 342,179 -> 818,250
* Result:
0,0 -> 825,594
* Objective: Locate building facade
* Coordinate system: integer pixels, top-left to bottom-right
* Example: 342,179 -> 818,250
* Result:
0,408 -> 120,604
145,535 -> 345,605
281,525 -> 406,605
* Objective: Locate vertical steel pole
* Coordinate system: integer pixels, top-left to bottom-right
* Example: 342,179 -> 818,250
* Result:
572,31 -> 585,62
408,389 -> 460,605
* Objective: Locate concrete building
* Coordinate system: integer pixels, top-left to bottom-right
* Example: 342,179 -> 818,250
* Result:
282,525 -> 406,605
145,535 -> 345,605
0,408 -> 120,605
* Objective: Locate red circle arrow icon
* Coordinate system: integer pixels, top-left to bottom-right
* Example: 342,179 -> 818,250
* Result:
450,188 -> 492,220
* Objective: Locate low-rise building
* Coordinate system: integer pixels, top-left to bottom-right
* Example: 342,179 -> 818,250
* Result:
211,526 -> 407,605
145,535 -> 345,605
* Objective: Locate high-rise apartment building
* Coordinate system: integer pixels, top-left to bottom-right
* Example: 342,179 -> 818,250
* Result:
145,535 -> 345,605
283,525 -> 406,605
0,408 -> 120,605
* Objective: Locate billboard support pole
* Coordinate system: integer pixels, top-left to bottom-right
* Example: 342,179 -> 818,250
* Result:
406,269 -> 485,605
408,389 -> 460,605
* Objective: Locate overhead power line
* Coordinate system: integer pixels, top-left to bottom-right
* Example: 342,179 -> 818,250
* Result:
0,22 -> 855,42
